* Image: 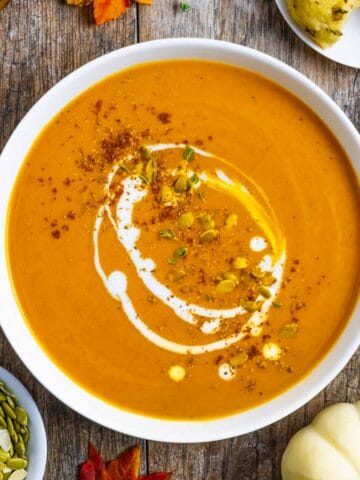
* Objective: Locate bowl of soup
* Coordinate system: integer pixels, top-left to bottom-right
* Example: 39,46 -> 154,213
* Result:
0,39 -> 359,442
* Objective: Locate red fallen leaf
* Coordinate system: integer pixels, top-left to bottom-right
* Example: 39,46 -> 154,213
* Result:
116,445 -> 141,479
93,0 -> 130,25
88,443 -> 105,473
80,462 -> 96,480
107,459 -> 122,480
140,474 -> 172,480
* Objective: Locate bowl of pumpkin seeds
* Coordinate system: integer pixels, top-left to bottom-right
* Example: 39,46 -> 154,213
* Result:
0,368 -> 47,479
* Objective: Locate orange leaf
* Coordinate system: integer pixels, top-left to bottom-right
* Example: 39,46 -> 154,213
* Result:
107,460 -> 122,480
93,0 -> 130,25
135,0 -> 152,4
117,445 -> 141,480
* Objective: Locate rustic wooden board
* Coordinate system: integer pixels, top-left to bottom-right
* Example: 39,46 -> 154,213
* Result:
0,1 -> 359,479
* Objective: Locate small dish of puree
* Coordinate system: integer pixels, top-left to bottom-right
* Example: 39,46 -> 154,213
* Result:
0,39 -> 359,442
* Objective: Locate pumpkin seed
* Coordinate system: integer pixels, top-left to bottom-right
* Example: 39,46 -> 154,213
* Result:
258,285 -> 272,299
262,272 -> 276,286
177,212 -> 194,229
0,451 -> 9,464
159,228 -> 176,240
242,301 -> 259,312
225,213 -> 238,229
230,350 -> 249,368
21,429 -> 29,445
199,229 -> 218,243
139,145 -> 152,161
198,214 -> 215,230
281,323 -> 298,338
0,406 -> 5,417
14,410 -> 27,429
5,399 -> 14,411
167,268 -> 187,282
14,443 -> 25,459
6,458 -> 27,470
0,418 -> 6,429
233,256 -> 249,270
145,158 -> 157,183
272,301 -> 282,308
6,418 -> 15,437
223,272 -> 239,285
174,246 -> 188,258
174,175 -> 191,193
0,396 -> 6,404
2,405 -> 15,422
216,279 -> 236,295
8,470 -> 28,480
183,146 -> 195,162
251,266 -> 266,279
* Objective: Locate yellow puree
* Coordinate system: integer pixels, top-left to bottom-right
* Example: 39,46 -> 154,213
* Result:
7,60 -> 360,420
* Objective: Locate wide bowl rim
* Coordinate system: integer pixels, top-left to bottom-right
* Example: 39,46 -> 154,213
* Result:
0,38 -> 359,443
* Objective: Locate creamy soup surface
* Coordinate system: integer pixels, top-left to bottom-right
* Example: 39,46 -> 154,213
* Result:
7,60 -> 360,420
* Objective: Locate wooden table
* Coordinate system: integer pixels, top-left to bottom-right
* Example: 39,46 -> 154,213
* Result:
0,1 -> 359,478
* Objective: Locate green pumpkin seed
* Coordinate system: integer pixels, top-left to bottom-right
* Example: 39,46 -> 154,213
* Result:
174,175 -> 190,193
159,228 -> 176,240
258,286 -> 272,299
0,417 -> 6,429
2,405 -> 15,422
251,266 -> 266,279
8,470 -> 28,480
174,246 -> 188,258
216,279 -> 236,295
14,409 -> 27,429
139,145 -> 152,161
6,458 -> 27,470
199,229 -> 218,243
177,212 -> 194,229
167,268 -> 187,282
262,272 -> 276,286
281,323 -> 298,338
0,405 -> 5,417
0,395 -> 6,403
198,214 -> 215,230
233,256 -> 249,270
0,450 -> 9,463
6,418 -> 15,436
14,443 -> 25,458
223,272 -> 239,285
5,398 -> 14,410
230,350 -> 249,368
242,301 -> 259,312
22,429 -> 29,445
145,158 -> 157,183
183,146 -> 195,162
225,213 -> 238,229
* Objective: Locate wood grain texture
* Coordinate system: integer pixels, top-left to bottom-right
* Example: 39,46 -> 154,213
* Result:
0,1 -> 359,479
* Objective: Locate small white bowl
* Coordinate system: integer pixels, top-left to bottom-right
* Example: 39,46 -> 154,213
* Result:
275,0 -> 360,68
0,368 -> 47,479
0,39 -> 359,443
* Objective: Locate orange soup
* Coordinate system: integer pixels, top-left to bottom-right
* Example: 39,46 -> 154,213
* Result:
7,60 -> 360,420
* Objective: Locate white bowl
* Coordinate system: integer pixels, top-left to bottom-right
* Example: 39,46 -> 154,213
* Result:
275,0 -> 360,68
0,39 -> 359,443
0,368 -> 47,478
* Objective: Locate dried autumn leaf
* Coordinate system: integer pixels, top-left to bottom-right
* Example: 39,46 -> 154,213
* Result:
135,0 -> 152,4
88,443 -> 106,473
107,460 -> 122,480
93,0 -> 130,25
80,462 -> 96,480
0,0 -> 10,12
116,445 -> 141,480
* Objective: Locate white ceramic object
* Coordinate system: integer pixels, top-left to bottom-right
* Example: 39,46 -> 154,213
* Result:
0,39 -> 359,443
275,0 -> 360,68
0,368 -> 47,479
